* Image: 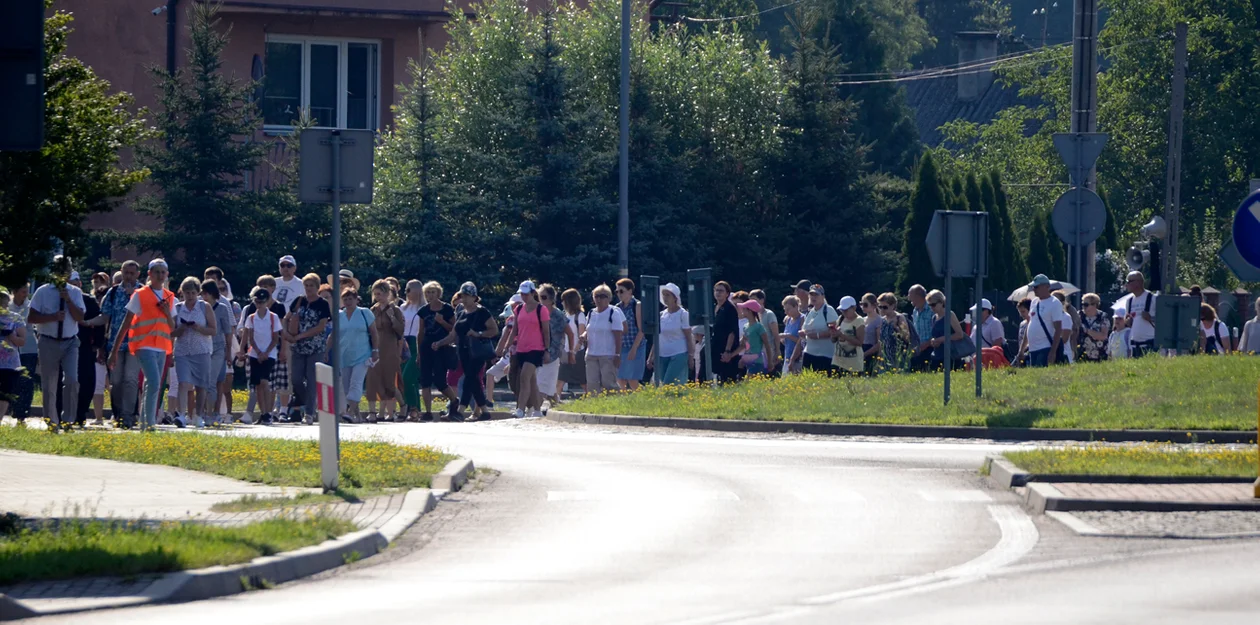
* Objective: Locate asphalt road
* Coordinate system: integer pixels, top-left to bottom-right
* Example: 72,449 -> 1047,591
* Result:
37,420 -> 1259,625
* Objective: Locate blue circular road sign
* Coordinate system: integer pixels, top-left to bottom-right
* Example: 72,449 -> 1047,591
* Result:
1233,190 -> 1260,269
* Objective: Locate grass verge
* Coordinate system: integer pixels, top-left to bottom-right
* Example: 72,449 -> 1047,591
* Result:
0,513 -> 357,585
1003,445 -> 1258,478
565,355 -> 1260,431
210,489 -> 378,513
0,426 -> 456,491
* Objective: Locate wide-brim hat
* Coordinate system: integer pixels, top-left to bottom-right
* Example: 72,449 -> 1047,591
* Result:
327,270 -> 360,293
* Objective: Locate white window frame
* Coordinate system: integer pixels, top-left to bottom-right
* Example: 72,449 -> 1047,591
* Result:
263,34 -> 381,133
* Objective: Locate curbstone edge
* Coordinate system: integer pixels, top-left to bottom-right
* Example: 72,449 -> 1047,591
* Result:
432,458 -> 475,492
545,410 -> 1257,444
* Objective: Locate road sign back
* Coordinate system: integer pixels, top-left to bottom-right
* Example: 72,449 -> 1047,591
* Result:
1051,187 -> 1107,247
926,211 -> 988,278
1053,132 -> 1108,185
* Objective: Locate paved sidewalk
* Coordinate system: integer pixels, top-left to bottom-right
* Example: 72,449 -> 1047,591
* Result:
0,449 -> 315,520
1053,482 -> 1258,504
0,450 -> 421,616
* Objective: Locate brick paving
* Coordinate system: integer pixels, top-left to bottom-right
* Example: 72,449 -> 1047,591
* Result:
1053,482 -> 1258,504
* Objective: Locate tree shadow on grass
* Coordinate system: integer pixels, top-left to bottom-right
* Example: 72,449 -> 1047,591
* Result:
984,408 -> 1055,429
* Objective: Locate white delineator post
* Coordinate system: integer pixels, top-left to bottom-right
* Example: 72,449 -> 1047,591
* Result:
316,362 -> 339,491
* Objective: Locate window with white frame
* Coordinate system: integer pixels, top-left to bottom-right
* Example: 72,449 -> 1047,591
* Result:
262,36 -> 380,131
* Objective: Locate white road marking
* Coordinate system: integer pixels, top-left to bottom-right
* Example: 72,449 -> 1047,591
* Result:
791,489 -> 866,504
917,489 -> 992,502
801,503 -> 1037,605
546,490 -> 741,502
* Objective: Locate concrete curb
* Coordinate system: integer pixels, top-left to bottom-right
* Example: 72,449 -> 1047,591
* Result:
982,455 -> 1255,488
1045,511 -> 1260,540
0,477 -> 470,619
545,410 -> 1257,444
431,458 -> 475,492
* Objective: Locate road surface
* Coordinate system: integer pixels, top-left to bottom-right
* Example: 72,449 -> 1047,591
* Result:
38,420 -> 1259,625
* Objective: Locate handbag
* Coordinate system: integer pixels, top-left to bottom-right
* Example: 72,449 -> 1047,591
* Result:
950,337 -> 976,359
470,337 -> 496,362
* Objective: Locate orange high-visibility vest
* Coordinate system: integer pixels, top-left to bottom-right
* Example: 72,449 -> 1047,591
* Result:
128,286 -> 174,355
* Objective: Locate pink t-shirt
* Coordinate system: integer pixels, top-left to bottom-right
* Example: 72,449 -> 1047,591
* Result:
513,303 -> 551,353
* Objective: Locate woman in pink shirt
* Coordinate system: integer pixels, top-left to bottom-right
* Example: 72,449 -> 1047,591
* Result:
505,280 -> 551,418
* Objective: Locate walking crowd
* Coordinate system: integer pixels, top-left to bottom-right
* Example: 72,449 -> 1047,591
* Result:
3,253 -> 1259,431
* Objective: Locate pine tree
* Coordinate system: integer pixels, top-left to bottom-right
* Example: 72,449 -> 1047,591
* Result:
898,152 -> 947,292
775,6 -> 891,294
979,175 -> 1004,289
1098,182 -> 1118,252
964,172 -> 983,215
1047,211 -> 1066,278
1026,210 -> 1053,278
950,175 -> 967,212
989,170 -> 1027,287
130,1 -> 268,281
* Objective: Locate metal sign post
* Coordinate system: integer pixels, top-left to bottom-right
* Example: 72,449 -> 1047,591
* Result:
639,275 -> 661,385
926,211 -> 989,405
299,128 -> 374,487
686,268 -> 713,386
1053,132 -> 1109,304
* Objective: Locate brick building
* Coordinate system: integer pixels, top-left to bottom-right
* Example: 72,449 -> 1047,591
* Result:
54,0 -> 550,235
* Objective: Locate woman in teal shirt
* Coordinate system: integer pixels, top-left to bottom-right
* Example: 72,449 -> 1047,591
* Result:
337,289 -> 379,423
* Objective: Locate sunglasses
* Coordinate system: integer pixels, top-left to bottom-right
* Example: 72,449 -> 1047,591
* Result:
280,264 -> 295,269
595,294 -> 610,300
930,301 -> 943,307
878,305 -> 890,311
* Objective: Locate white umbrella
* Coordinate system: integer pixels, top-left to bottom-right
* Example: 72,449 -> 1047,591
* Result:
1007,280 -> 1080,302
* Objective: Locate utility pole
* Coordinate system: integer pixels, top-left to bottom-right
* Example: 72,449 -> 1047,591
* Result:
617,0 -> 631,278
1069,0 -> 1099,293
1162,22 -> 1188,293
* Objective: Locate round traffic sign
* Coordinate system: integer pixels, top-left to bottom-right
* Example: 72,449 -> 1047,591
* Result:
1232,190 -> 1260,269
1051,187 -> 1107,247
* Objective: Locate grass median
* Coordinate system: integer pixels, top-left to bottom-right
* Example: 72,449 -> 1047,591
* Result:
566,355 -> 1260,431
0,426 -> 456,492
0,513 -> 357,585
1003,445 -> 1258,478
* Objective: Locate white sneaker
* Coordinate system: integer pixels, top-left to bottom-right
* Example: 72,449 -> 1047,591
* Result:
240,413 -> 254,425
528,409 -> 542,418
513,409 -> 525,419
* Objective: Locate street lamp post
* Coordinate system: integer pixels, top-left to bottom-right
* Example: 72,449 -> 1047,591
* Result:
617,0 -> 630,278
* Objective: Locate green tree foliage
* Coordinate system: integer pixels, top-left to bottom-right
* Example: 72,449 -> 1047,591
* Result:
126,2 -> 269,282
990,170 -> 1028,288
771,6 -> 896,294
0,3 -> 150,286
979,175 -> 1003,288
898,152 -> 947,292
964,172 -> 983,214
941,0 -> 1260,286
820,0 -> 924,175
1026,209 -> 1054,278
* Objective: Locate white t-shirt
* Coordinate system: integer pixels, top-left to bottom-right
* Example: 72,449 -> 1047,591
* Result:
566,311 -> 587,353
401,303 -> 423,338
802,305 -> 837,358
243,311 -> 282,359
30,283 -> 86,339
1123,291 -> 1157,343
658,308 -> 691,358
173,299 -> 213,356
973,314 -> 1005,347
1202,320 -> 1229,352
125,288 -> 174,354
272,276 -> 303,313
585,306 -> 626,358
1026,297 -> 1066,352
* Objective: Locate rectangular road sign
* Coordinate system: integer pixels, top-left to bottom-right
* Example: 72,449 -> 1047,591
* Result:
926,211 -> 988,278
298,129 -> 375,204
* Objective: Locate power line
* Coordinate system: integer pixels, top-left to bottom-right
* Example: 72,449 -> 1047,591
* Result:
679,0 -> 816,24
828,33 -> 1166,86
831,45 -> 1064,80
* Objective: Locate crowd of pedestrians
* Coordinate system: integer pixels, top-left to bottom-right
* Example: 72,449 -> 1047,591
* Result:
3,256 -> 1259,431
